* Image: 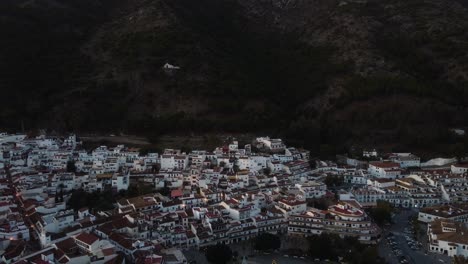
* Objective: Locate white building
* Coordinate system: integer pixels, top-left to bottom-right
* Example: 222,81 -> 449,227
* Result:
63,134 -> 78,148
367,178 -> 395,189
249,155 -> 268,171
278,198 -> 307,214
236,156 -> 250,170
161,154 -> 188,170
344,170 -> 368,185
390,153 -> 420,168
451,164 -> 468,174
295,181 -> 327,199
256,137 -> 285,152
368,162 -> 401,179
428,220 -> 468,258
288,201 -> 380,244
363,149 -> 378,158
267,160 -> 283,173
418,205 -> 468,223
112,173 -> 130,191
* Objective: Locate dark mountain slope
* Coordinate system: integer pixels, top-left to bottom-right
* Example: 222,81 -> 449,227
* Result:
1,0 -> 468,155
48,0 -> 345,133
240,0 -> 468,153
0,0 -> 127,127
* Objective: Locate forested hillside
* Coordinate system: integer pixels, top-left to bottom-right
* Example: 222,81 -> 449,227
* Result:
1,0 -> 468,156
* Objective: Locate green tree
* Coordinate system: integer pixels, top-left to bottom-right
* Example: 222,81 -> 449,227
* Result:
453,142 -> 467,163
367,200 -> 393,226
68,189 -> 115,212
307,197 -> 334,210
124,182 -> 154,197
58,189 -> 64,203
307,233 -> 385,263
254,233 -> 281,251
307,233 -> 336,260
324,175 -> 344,187
68,189 -> 87,211
66,160 -> 76,173
126,185 -> 139,197
205,244 -> 232,264
92,190 -> 115,211
158,186 -> 171,197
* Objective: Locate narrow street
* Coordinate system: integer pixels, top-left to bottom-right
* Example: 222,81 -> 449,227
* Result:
379,209 -> 451,264
4,165 -> 41,254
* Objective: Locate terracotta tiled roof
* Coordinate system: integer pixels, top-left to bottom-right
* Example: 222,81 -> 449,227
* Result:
75,232 -> 99,245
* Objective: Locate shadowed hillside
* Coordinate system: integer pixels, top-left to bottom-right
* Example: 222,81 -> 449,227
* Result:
1,0 -> 468,156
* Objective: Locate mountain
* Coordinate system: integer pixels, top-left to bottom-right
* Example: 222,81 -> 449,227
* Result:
1,0 -> 468,155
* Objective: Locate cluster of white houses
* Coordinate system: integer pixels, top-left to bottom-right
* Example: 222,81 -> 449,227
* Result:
342,157 -> 468,259
339,150 -> 468,259
0,134 -> 375,264
415,204 -> 468,258
1,133 -> 468,261
341,160 -> 468,209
